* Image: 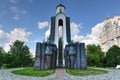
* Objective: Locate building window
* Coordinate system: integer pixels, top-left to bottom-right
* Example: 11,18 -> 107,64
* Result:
58,19 -> 63,26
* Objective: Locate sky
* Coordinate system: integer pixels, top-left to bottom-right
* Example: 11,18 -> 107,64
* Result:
0,0 -> 120,55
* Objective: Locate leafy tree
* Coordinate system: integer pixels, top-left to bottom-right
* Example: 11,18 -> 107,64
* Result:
47,36 -> 50,42
3,52 -> 12,68
106,45 -> 120,67
9,40 -> 33,68
86,45 -> 105,67
0,47 -> 5,68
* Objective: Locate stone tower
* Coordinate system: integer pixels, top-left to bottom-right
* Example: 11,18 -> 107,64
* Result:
49,3 -> 71,67
34,3 -> 87,70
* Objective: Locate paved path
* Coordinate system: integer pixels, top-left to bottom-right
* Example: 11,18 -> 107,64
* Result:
0,68 -> 56,80
0,68 -> 120,80
56,68 -> 65,78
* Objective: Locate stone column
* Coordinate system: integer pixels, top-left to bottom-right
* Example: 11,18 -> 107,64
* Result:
45,54 -> 52,70
34,42 -> 42,70
41,43 -> 46,70
52,45 -> 57,69
69,54 -> 76,69
80,43 -> 87,70
75,43 -> 81,69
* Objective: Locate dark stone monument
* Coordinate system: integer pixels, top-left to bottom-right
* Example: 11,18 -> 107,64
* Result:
34,3 -> 87,70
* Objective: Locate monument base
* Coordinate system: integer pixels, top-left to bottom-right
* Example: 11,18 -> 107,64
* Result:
34,42 -> 87,70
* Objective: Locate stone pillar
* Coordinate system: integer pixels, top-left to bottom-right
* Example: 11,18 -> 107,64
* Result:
52,49 -> 57,69
64,45 -> 69,68
41,43 -> 46,70
44,43 -> 57,69
34,42 -> 42,70
80,43 -> 87,69
75,43 -> 81,69
69,54 -> 76,69
56,49 -> 59,67
45,54 -> 52,70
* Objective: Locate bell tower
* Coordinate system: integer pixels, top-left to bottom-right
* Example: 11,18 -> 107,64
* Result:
34,3 -> 87,70
50,3 -> 71,67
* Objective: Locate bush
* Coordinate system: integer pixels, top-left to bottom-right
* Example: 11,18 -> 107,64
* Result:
106,45 -> 120,67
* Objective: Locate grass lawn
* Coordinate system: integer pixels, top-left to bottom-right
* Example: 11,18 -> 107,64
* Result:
66,68 -> 108,76
12,67 -> 55,77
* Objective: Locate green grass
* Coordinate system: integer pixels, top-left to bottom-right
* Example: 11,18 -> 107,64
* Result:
66,68 -> 108,76
12,67 -> 55,77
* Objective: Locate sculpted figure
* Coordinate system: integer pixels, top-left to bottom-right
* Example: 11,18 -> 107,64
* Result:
45,44 -> 53,69
68,45 -> 76,69
68,46 -> 75,55
45,45 -> 52,54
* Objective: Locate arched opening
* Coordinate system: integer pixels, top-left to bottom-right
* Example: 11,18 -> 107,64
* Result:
58,19 -> 63,26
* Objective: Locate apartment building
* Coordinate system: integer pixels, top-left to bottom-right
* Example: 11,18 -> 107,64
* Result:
100,16 -> 120,52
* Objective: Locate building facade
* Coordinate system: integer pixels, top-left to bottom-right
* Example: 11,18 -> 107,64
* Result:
100,16 -> 120,52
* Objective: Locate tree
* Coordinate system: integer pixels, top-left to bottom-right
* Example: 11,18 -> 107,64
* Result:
86,45 -> 105,67
47,36 -> 50,42
106,45 -> 120,67
3,52 -> 12,68
9,40 -> 33,67
0,47 -> 5,68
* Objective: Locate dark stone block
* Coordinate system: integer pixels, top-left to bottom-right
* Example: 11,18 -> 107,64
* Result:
45,54 -> 52,69
80,43 -> 87,70
75,43 -> 81,69
69,54 -> 76,69
34,42 -> 42,70
52,51 -> 57,69
66,17 -> 71,43
65,44 -> 76,69
50,17 -> 55,43
64,43 -> 87,70
41,43 -> 46,70
42,43 -> 57,70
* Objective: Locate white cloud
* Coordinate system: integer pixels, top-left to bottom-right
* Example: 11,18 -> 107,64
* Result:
45,24 -> 51,40
73,22 -> 104,45
0,28 -> 31,52
9,6 -> 27,20
0,29 -> 8,42
38,21 -> 48,29
9,0 -> 18,3
70,22 -> 80,36
45,28 -> 50,39
7,28 -> 31,42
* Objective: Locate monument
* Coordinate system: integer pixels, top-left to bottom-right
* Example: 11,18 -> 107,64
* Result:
34,3 -> 87,70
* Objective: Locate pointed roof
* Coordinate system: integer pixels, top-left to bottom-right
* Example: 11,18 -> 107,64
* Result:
56,2 -> 66,9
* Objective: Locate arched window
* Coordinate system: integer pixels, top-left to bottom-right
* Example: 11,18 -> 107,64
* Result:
58,19 -> 63,26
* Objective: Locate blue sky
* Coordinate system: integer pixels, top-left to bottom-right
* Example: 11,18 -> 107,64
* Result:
0,0 -> 120,54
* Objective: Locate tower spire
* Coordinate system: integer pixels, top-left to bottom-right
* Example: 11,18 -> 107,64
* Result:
56,1 -> 66,14
60,1 -> 62,4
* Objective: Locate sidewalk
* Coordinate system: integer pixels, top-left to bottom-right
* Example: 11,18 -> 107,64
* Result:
56,68 -> 65,78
